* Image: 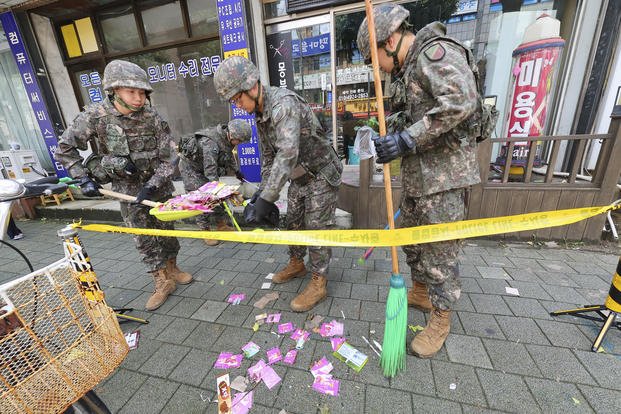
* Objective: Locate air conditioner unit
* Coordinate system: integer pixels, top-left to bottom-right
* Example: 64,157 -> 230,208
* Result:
0,150 -> 46,182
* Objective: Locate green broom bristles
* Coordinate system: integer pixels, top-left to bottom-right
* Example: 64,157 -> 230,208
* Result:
381,273 -> 408,377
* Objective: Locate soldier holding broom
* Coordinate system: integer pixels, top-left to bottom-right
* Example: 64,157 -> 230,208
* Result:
357,4 -> 482,358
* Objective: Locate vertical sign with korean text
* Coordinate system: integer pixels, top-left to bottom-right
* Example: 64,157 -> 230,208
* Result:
0,11 -> 66,177
498,37 -> 565,168
266,32 -> 294,90
217,0 -> 261,182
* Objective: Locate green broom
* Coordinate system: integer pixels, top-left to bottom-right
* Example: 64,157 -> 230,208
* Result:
364,0 -> 407,378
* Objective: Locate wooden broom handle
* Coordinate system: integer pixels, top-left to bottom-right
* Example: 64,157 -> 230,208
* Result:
365,0 -> 399,275
99,188 -> 159,207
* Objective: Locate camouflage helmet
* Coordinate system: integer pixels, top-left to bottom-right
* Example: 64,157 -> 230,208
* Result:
227,119 -> 252,143
103,59 -> 153,92
356,3 -> 410,61
213,56 -> 260,101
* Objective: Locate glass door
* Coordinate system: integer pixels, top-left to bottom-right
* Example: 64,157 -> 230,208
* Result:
265,15 -> 333,145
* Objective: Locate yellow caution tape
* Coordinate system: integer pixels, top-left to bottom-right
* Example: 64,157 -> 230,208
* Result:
72,203 -> 619,247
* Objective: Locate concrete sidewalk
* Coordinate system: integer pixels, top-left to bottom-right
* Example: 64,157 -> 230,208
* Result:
2,216 -> 621,414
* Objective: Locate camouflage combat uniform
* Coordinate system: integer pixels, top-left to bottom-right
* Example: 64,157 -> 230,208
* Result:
256,86 -> 343,276
56,98 -> 180,272
178,124 -> 238,229
390,22 -> 481,310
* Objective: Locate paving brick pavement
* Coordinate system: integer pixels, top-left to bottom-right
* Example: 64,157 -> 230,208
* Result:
2,217 -> 621,413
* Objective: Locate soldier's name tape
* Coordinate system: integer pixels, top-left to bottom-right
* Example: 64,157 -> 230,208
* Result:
73,203 -> 619,247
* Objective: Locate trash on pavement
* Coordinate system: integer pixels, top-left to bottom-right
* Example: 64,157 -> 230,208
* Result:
241,341 -> 260,358
216,373 -> 232,414
333,342 -> 368,372
214,352 -> 243,369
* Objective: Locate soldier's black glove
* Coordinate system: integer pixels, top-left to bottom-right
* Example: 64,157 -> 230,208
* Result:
78,176 -> 102,197
374,130 -> 416,164
254,197 -> 279,226
250,190 -> 261,204
134,184 -> 156,204
235,170 -> 244,181
124,158 -> 138,176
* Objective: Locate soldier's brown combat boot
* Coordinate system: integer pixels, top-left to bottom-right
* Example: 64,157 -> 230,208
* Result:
411,308 -> 451,358
145,269 -> 176,311
272,257 -> 306,284
166,257 -> 193,284
407,282 -> 433,312
216,219 -> 235,231
290,273 -> 327,312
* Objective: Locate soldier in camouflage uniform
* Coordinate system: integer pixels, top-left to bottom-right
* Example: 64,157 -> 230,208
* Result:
214,56 -> 343,312
357,4 -> 481,358
178,119 -> 252,246
56,59 -> 193,312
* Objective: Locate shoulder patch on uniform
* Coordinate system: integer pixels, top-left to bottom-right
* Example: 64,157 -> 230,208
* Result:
423,43 -> 445,61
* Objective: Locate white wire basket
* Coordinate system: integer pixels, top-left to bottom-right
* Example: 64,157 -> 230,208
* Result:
0,243 -> 128,414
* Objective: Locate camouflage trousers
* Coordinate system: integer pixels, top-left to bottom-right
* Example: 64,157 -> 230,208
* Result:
120,201 -> 180,272
287,176 -> 338,276
179,159 -> 226,230
400,188 -> 466,310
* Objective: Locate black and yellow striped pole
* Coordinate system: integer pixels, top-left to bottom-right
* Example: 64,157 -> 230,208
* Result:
550,257 -> 621,352
58,225 -> 148,325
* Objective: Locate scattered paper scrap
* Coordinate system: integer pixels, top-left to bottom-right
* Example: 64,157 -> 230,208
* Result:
260,365 -> 282,390
231,391 -> 253,414
572,397 -> 580,405
295,337 -> 306,350
214,353 -> 243,370
265,273 -> 274,279
319,320 -> 344,337
361,336 -> 380,357
283,349 -> 297,365
449,383 -> 457,390
290,328 -> 310,341
252,322 -> 260,332
304,314 -> 324,331
505,286 -> 520,296
216,373 -> 232,414
261,282 -> 272,289
247,359 -> 267,382
266,347 -> 283,365
277,322 -> 295,334
330,337 -> 346,351
241,341 -> 260,358
312,375 -> 340,396
408,324 -> 424,333
333,342 -> 368,372
255,313 -> 267,321
310,357 -> 333,378
266,313 -> 281,323
124,330 -> 140,350
253,292 -> 279,309
230,376 -> 248,392
227,293 -> 246,305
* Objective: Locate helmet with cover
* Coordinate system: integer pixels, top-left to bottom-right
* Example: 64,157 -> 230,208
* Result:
227,119 -> 252,143
356,4 -> 410,62
213,56 -> 260,101
103,59 -> 153,92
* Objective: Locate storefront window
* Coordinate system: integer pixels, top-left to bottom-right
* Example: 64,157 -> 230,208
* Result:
140,0 -> 186,45
125,39 -> 228,138
100,6 -> 141,53
265,19 -> 333,148
0,33 -> 53,170
187,0 -> 218,37
263,0 -> 287,20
